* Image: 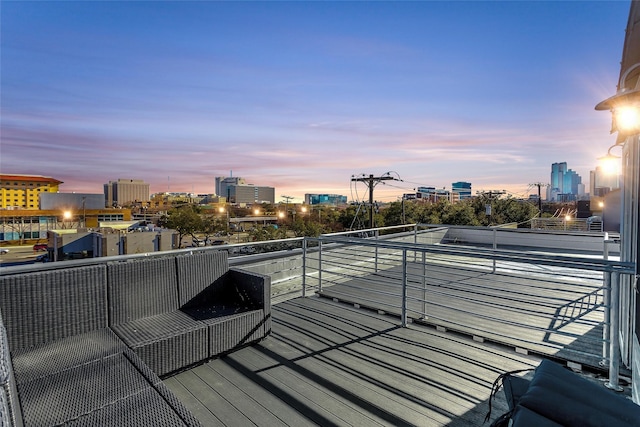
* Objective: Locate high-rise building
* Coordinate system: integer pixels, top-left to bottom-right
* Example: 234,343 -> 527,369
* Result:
104,179 -> 150,207
548,162 -> 582,201
304,194 -> 348,206
215,175 -> 246,200
451,182 -> 472,200
0,174 -> 63,209
227,185 -> 274,205
417,186 -> 452,202
590,166 -> 620,197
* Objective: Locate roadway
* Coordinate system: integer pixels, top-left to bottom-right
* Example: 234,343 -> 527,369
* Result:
0,245 -> 46,267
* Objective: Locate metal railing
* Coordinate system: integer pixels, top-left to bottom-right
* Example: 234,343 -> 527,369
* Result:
302,234 -> 635,390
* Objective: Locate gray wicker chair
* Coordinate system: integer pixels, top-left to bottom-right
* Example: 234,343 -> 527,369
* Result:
175,250 -> 271,356
0,265 -> 126,383
107,256 -> 209,376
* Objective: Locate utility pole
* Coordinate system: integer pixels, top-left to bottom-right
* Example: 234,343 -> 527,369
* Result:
529,183 -> 549,217
351,174 -> 395,228
476,190 -> 506,225
280,195 -> 294,221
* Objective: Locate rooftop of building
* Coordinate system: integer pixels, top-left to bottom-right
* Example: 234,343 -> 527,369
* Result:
0,225 -> 636,425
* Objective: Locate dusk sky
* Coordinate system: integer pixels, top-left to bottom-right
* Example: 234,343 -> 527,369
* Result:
1,1 -> 631,203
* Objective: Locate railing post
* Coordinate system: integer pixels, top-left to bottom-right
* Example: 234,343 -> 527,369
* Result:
421,250 -> 427,320
318,241 -> 323,294
606,271 -> 623,391
402,249 -> 408,327
492,228 -> 497,273
603,232 -> 609,260
375,229 -> 379,273
302,238 -> 307,298
601,271 -> 611,366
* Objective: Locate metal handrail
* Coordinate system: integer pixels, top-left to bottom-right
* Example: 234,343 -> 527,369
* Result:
302,234 -> 635,390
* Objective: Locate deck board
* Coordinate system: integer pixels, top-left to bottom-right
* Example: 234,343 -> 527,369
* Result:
165,296 -> 540,426
316,262 -> 604,367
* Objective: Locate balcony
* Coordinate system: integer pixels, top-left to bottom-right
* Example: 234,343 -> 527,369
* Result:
1,225 -> 636,425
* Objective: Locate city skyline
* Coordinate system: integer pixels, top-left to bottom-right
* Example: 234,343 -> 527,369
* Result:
1,1 -> 630,203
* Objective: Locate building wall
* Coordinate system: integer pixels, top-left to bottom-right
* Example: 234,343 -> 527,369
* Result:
305,194 -> 348,205
229,185 -> 275,204
0,174 -> 63,209
451,182 -> 472,199
104,179 -> 150,206
39,193 -> 104,210
215,176 -> 246,199
0,209 -> 131,242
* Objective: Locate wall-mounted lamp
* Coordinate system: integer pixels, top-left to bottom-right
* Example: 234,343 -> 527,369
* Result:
595,87 -> 640,136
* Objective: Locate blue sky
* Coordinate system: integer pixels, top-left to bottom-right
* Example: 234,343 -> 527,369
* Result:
0,1 -> 630,202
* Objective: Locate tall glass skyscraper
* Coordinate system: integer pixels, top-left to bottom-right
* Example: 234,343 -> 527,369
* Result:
549,162 -> 582,201
452,182 -> 472,199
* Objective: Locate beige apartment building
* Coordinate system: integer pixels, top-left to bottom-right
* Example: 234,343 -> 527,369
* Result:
104,178 -> 150,207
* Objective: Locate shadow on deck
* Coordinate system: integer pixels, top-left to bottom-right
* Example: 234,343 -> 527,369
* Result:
316,262 -> 605,369
165,297 -> 540,426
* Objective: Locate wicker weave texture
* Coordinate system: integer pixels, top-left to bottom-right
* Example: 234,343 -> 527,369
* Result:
107,257 -> 179,324
64,388 -> 195,427
175,250 -> 228,307
111,312 -> 208,376
18,353 -> 149,426
0,265 -> 108,350
0,321 -> 21,427
207,310 -> 266,356
228,268 -> 272,335
10,328 -> 126,383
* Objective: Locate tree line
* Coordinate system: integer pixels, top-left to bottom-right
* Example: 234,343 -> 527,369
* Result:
159,195 -> 542,246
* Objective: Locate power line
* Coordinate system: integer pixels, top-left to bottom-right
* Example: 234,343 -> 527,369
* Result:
528,183 -> 549,217
351,173 -> 397,228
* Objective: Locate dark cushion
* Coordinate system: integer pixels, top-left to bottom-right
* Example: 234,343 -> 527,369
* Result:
511,405 -> 563,427
17,353 -> 150,426
11,328 -> 126,383
0,265 -> 108,349
502,374 -> 531,411
176,250 -> 229,307
107,257 -> 179,324
516,360 -> 640,427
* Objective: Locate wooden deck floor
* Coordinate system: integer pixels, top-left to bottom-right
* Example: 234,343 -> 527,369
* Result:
316,262 -> 605,368
165,297 -> 540,426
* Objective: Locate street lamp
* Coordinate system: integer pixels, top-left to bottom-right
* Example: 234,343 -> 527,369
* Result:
62,211 -> 72,229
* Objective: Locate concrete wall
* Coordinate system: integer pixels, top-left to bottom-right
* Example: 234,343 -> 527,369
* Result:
441,227 -> 619,254
124,232 -> 158,254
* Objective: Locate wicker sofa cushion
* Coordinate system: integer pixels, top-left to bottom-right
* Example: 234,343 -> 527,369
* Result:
0,265 -> 108,350
11,328 -> 126,383
107,257 -> 180,324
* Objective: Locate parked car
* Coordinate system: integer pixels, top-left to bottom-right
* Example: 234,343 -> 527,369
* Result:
0,249 -> 8,254
34,254 -> 49,262
33,243 -> 48,251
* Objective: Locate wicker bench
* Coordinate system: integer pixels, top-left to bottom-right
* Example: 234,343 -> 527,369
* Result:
0,250 -> 271,426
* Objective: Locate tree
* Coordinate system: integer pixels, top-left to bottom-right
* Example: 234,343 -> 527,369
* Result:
165,206 -> 202,248
440,201 -> 480,226
199,215 -> 226,245
249,225 -> 286,242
